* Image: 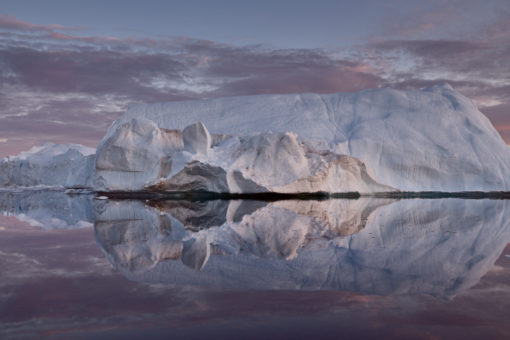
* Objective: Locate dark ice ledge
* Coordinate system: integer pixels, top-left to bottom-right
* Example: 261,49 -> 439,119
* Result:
96,190 -> 510,201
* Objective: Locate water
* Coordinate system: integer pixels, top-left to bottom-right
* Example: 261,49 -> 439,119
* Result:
1,190 -> 510,339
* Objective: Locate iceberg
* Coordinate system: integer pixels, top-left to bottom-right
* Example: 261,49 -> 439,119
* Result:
3,84 -> 510,192
101,83 -> 510,192
0,143 -> 95,189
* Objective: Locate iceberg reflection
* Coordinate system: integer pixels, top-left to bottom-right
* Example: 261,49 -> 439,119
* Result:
0,189 -> 94,229
94,197 -> 510,298
1,190 -> 507,299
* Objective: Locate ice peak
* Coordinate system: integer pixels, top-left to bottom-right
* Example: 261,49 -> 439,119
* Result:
424,82 -> 455,92
183,121 -> 211,155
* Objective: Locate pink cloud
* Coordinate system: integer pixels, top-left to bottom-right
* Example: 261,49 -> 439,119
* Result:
0,14 -> 71,32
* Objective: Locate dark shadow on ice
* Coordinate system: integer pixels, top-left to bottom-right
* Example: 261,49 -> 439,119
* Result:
96,190 -> 350,201
98,190 -> 510,201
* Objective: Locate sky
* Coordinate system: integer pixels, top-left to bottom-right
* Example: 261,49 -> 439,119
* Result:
0,0 -> 509,156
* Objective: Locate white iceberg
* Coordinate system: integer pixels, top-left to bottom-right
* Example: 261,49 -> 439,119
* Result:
0,143 -> 95,188
104,83 -> 510,191
3,84 -> 510,192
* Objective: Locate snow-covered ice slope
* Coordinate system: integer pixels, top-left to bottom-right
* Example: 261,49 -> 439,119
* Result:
111,83 -> 510,191
0,143 -> 95,188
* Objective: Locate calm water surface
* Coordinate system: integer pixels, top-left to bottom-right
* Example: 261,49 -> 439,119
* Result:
1,190 -> 510,339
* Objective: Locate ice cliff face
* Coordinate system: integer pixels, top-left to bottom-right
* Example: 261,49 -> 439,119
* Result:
94,119 -> 392,193
0,143 -> 95,188
107,83 -> 510,191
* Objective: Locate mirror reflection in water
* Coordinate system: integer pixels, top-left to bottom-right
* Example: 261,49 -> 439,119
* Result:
91,195 -> 510,298
2,190 -> 510,338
